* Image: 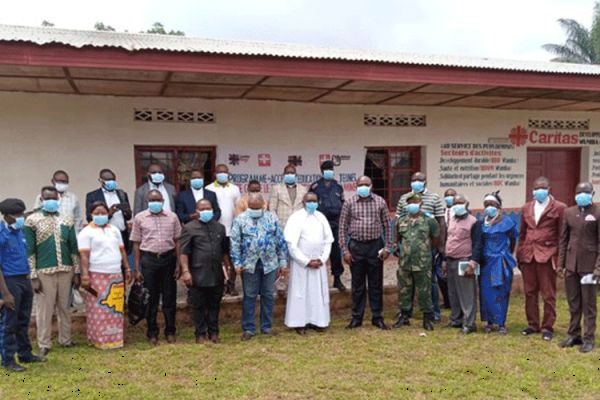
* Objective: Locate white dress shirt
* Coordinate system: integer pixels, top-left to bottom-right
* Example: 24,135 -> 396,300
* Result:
206,181 -> 241,236
191,188 -> 204,203
103,188 -> 126,231
534,196 -> 550,225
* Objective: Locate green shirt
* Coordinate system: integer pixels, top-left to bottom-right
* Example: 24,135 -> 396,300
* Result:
24,210 -> 80,278
397,214 -> 440,271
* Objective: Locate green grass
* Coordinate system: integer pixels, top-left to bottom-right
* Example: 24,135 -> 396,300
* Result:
1,294 -> 600,399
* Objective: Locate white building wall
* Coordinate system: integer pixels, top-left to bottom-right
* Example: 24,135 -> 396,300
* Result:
0,91 -> 599,211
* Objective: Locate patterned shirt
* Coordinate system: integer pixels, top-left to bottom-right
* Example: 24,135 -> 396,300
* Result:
395,189 -> 445,220
24,211 -> 80,279
34,191 -> 83,231
338,193 -> 393,252
397,214 -> 440,271
129,210 -> 182,253
230,211 -> 289,274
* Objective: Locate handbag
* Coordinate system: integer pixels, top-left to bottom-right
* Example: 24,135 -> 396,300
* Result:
127,281 -> 150,325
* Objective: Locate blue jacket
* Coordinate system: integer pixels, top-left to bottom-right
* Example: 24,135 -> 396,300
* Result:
175,188 -> 221,223
309,178 -> 344,224
0,223 -> 30,277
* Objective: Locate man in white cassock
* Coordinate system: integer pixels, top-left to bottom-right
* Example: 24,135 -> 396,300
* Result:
284,192 -> 334,335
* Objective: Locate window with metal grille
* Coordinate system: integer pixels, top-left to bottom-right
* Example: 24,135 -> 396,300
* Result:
364,113 -> 427,127
529,118 -> 589,130
133,109 -> 216,123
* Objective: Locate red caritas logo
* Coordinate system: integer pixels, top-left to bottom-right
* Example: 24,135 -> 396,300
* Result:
258,153 -> 271,167
509,125 -> 528,146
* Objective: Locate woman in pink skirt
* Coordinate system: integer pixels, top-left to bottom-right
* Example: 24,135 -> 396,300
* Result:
78,201 -> 132,349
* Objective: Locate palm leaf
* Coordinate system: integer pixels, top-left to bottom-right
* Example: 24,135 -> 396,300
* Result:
542,43 -> 590,63
590,1 -> 600,62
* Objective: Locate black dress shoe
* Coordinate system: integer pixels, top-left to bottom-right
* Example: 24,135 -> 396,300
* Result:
521,327 -> 539,336
393,315 -> 411,329
295,328 -> 307,335
462,326 -> 477,335
372,320 -> 391,330
19,354 -> 46,363
345,319 -> 362,330
423,319 -> 434,331
38,347 -> 50,357
559,336 -> 583,348
333,276 -> 347,292
446,322 -> 462,329
580,341 -> 595,353
3,361 -> 26,372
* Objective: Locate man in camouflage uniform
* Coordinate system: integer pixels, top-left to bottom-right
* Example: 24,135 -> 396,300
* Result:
394,193 -> 440,331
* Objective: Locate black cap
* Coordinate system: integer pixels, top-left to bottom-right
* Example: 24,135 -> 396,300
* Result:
0,198 -> 26,215
321,160 -> 334,170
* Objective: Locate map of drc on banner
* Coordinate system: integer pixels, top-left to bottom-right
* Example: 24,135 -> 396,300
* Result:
225,151 -> 363,198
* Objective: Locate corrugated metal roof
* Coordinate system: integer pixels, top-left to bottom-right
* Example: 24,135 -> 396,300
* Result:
2,24 -> 600,75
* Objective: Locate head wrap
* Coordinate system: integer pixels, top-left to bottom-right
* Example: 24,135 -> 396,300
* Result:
483,191 -> 502,206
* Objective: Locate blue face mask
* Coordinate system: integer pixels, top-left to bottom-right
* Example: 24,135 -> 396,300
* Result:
444,196 -> 454,207
452,204 -> 467,216
323,170 -> 335,180
575,192 -> 593,207
357,186 -> 371,198
150,173 -> 165,184
190,178 -> 204,190
216,173 -> 229,184
284,174 -> 296,185
485,206 -> 498,218
405,203 -> 421,215
103,180 -> 118,191
247,208 -> 263,219
42,199 -> 60,213
93,215 -> 109,226
411,181 -> 425,193
199,210 -> 214,222
148,201 -> 163,214
532,188 -> 549,203
305,201 -> 318,213
10,216 -> 25,230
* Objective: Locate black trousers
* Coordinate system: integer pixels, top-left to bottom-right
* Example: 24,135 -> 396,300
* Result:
0,275 -> 33,365
141,252 -> 177,338
349,238 -> 384,322
329,222 -> 344,277
189,285 -> 224,337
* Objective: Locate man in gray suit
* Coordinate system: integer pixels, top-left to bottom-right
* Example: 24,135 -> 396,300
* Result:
134,163 -> 177,215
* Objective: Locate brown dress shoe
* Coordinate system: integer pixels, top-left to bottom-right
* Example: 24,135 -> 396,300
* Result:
149,337 -> 159,346
240,331 -> 254,341
166,335 -> 176,344
196,335 -> 206,344
209,334 -> 219,344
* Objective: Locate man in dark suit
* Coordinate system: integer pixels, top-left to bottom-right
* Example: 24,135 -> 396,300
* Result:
134,163 -> 177,215
517,176 -> 566,341
85,168 -> 133,252
179,199 -> 229,344
175,169 -> 221,223
558,181 -> 600,353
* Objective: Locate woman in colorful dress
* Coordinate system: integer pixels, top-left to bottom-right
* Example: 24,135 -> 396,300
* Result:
479,191 -> 518,335
78,201 -> 131,349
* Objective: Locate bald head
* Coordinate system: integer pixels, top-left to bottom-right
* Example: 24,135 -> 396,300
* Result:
357,176 -> 372,187
248,193 -> 265,209
576,182 -> 594,194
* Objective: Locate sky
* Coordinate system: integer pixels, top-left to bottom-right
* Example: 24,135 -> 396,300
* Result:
0,0 -> 596,61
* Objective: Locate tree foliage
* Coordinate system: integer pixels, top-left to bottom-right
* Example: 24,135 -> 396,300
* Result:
543,2 -> 600,63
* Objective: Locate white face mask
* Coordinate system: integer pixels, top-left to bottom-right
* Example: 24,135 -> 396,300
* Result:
54,182 -> 69,193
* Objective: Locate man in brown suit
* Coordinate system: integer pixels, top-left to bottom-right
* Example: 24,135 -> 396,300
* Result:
517,177 -> 566,341
558,182 -> 600,353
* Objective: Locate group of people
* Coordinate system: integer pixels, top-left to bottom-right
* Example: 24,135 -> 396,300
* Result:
0,160 -> 599,373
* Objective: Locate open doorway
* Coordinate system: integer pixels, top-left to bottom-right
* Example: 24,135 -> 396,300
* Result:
364,147 -> 422,209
